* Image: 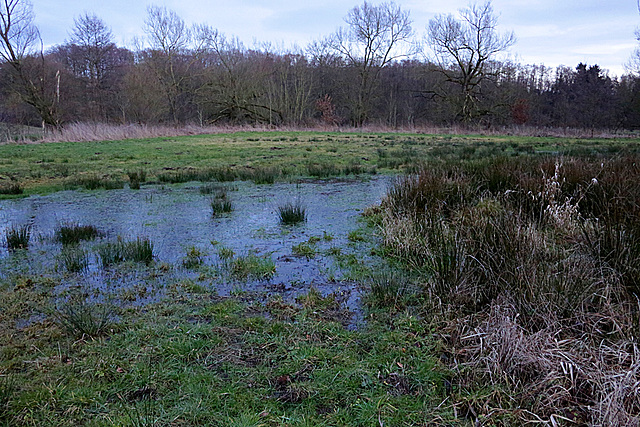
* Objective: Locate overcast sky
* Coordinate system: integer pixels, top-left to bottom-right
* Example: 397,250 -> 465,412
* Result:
32,0 -> 639,77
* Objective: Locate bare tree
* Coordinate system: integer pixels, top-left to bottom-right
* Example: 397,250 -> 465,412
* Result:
427,1 -> 515,121
329,1 -> 414,126
0,0 -> 59,127
141,5 -> 200,123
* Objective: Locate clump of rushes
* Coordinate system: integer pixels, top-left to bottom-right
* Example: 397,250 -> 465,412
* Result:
51,295 -> 115,338
5,224 -> 30,250
58,246 -> 89,273
127,168 -> 146,190
278,200 -> 307,225
0,183 -> 23,195
54,222 -> 100,246
96,237 -> 154,267
209,185 -> 233,216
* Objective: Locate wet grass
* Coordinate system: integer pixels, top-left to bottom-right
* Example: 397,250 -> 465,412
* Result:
278,200 -> 307,225
4,131 -> 638,197
5,224 -> 30,250
54,222 -> 100,246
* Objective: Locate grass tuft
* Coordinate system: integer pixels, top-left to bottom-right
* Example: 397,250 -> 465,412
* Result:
278,200 -> 307,225
5,224 -> 30,250
54,222 -> 100,246
58,246 -> 89,273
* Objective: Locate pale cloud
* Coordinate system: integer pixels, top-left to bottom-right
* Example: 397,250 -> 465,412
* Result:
28,0 -> 640,77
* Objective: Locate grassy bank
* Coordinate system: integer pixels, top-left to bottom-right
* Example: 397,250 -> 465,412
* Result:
1,131 -> 639,197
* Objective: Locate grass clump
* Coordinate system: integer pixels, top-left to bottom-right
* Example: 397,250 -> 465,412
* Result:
277,200 -> 306,225
0,182 -> 23,195
51,295 -> 115,338
54,222 -> 100,246
292,241 -> 316,259
97,237 -> 154,267
5,224 -> 30,250
58,246 -> 89,273
229,253 -> 275,280
182,246 -> 205,269
210,198 -> 233,216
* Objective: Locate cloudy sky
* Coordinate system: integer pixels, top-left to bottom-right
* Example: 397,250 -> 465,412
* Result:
32,0 -> 639,77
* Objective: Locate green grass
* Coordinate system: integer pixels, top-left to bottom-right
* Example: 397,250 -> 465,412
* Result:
4,224 -> 30,250
3,131 -> 634,197
54,222 -> 100,246
278,200 -> 307,225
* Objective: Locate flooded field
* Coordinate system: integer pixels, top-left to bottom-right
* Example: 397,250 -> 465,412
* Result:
0,176 -> 391,320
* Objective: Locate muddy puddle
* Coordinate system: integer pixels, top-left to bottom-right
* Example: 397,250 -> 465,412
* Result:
0,176 -> 391,324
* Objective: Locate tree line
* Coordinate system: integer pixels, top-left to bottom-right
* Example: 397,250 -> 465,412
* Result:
1,0 -> 640,131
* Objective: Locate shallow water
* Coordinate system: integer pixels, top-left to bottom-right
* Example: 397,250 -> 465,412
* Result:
0,177 -> 391,317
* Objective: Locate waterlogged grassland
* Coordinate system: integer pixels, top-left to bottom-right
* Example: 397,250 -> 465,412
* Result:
0,276 -> 448,426
3,132 -> 640,425
1,131 -> 639,196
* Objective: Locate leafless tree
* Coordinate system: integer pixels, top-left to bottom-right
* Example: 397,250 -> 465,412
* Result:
141,5 -> 203,123
329,1 -> 414,126
427,1 -> 515,121
0,0 -> 59,127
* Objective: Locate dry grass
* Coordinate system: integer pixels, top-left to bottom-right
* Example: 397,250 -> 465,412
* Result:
1,121 -> 632,144
380,154 -> 640,425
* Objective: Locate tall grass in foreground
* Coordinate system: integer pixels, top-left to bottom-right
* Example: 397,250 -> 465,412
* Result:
379,154 -> 640,425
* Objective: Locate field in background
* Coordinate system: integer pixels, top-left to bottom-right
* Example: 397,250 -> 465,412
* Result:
1,130 -> 639,197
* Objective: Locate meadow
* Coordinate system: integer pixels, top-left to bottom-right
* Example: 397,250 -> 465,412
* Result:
1,131 -> 640,426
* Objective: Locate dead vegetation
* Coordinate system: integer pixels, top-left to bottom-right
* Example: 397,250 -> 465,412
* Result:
380,154 -> 640,425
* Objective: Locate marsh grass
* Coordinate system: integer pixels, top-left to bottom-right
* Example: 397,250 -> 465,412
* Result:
278,200 -> 306,225
380,153 -> 640,424
54,222 -> 100,246
210,197 -> 233,216
0,182 -> 23,195
59,246 -> 89,273
51,296 -> 115,338
97,237 -> 154,267
5,224 -> 30,250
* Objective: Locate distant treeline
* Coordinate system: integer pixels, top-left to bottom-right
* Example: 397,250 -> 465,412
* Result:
1,2 -> 639,131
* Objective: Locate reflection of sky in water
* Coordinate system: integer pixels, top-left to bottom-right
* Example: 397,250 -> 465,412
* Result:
0,177 -> 391,312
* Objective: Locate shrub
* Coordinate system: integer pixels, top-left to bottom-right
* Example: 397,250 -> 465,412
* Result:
278,200 -> 306,225
5,224 -> 30,250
